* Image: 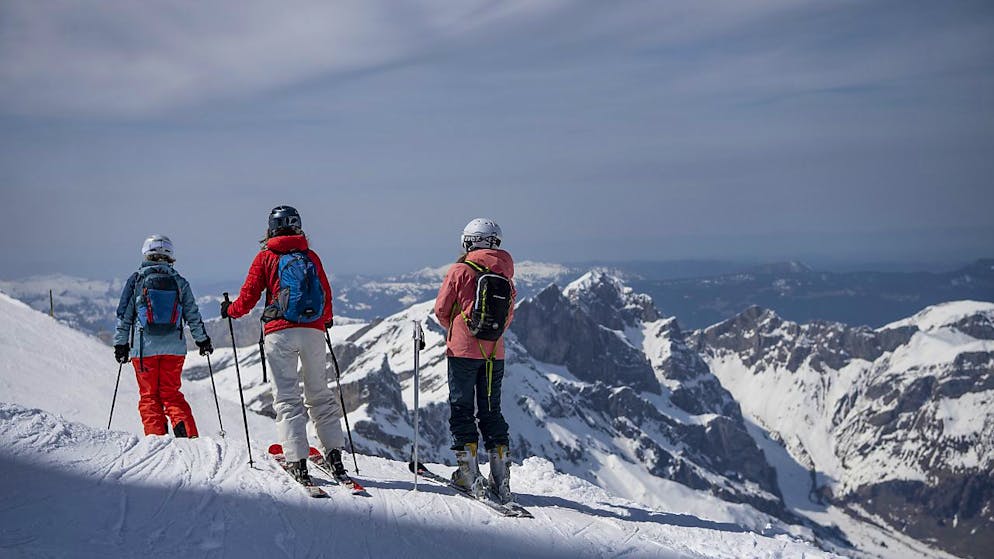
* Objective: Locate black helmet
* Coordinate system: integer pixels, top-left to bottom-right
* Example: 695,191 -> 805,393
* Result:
268,205 -> 302,237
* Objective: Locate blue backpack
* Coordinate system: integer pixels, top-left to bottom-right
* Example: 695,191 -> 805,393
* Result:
263,251 -> 324,323
135,270 -> 183,335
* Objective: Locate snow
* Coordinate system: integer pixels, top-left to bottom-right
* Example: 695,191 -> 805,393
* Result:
883,300 -> 994,332
883,326 -> 990,371
0,291 -> 838,558
934,391 -> 992,439
563,270 -> 629,299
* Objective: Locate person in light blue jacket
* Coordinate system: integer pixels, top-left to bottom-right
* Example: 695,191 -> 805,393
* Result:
113,234 -> 213,438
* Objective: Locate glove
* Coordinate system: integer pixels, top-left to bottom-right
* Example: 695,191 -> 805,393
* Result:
114,344 -> 130,364
324,319 -> 333,329
220,300 -> 231,319
196,337 -> 214,356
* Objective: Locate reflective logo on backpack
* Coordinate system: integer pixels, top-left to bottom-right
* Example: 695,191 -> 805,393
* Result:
464,260 -> 512,341
264,251 -> 324,323
135,272 -> 182,335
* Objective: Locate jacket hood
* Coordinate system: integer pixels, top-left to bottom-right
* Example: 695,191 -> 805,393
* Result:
464,248 -> 514,278
139,261 -> 176,275
266,234 -> 309,254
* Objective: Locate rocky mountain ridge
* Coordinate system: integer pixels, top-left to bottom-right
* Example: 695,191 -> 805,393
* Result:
691,301 -> 994,559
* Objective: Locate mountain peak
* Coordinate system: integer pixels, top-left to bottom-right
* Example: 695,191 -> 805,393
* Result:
563,269 -> 622,294
715,305 -> 784,331
563,270 -> 660,328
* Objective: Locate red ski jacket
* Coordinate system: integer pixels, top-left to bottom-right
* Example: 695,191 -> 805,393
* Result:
226,235 -> 333,335
434,249 -> 516,360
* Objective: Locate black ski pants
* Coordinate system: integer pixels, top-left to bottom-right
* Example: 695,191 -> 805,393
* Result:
447,356 -> 509,451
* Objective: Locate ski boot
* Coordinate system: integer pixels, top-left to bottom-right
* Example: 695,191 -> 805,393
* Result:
286,458 -> 312,485
325,448 -> 351,483
451,443 -> 488,498
173,421 -> 188,438
488,444 -> 514,504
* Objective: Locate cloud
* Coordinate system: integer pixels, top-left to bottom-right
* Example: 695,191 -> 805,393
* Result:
0,0 -> 561,116
1,0 -> 992,277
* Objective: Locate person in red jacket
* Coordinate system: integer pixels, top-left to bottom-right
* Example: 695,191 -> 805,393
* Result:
434,218 -> 517,503
221,205 -> 348,485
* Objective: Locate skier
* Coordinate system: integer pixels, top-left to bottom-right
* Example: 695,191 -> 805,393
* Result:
113,234 -> 213,438
221,205 -> 348,486
434,218 -> 517,503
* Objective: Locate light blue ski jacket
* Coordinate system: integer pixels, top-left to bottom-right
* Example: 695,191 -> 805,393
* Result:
113,261 -> 208,358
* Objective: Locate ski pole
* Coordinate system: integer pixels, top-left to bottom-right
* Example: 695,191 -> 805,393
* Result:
107,362 -> 123,430
108,324 -> 134,430
412,319 -> 425,489
258,321 -> 268,384
325,329 -> 359,475
224,292 -> 254,467
205,354 -> 225,438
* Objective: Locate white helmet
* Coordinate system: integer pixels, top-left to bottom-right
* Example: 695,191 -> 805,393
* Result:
461,218 -> 502,253
141,234 -> 175,262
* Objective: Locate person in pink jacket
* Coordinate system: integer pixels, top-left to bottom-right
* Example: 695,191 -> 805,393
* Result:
434,218 -> 517,503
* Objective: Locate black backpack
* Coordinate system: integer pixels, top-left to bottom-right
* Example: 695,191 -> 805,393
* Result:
463,259 -> 512,341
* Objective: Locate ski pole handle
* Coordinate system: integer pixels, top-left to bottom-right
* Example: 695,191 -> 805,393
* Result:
413,319 -> 425,351
223,292 -> 231,303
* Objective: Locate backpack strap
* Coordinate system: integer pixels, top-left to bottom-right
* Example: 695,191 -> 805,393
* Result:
463,259 -> 489,274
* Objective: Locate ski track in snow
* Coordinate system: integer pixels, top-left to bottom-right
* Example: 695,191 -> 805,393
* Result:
0,402 -> 840,559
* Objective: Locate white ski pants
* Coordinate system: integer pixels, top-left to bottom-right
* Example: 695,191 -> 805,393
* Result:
265,327 -> 345,462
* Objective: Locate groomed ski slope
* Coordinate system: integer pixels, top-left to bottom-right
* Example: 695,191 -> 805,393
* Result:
0,293 -> 836,558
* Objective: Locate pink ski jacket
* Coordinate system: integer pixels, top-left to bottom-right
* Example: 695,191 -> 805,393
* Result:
434,249 -> 516,360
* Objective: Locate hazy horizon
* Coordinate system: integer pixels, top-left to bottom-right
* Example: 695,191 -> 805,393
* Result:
1,251 -> 990,285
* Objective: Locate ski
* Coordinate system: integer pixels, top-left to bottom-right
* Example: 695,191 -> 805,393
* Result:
308,447 -> 368,495
408,461 -> 533,518
268,444 -> 329,498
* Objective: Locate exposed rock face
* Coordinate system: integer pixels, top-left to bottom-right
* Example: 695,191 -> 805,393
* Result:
512,284 -> 661,395
345,356 -> 413,456
694,305 -> 918,373
693,301 -> 994,559
647,317 -> 742,418
513,275 -> 787,515
954,313 -> 994,340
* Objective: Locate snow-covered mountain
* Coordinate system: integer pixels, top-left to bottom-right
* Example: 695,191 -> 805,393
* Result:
0,291 -> 837,558
0,274 -> 125,343
692,302 -> 994,559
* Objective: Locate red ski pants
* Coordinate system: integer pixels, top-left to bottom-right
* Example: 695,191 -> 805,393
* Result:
131,355 -> 199,437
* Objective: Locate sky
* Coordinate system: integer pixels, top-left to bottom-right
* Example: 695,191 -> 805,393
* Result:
1,0 -> 992,282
